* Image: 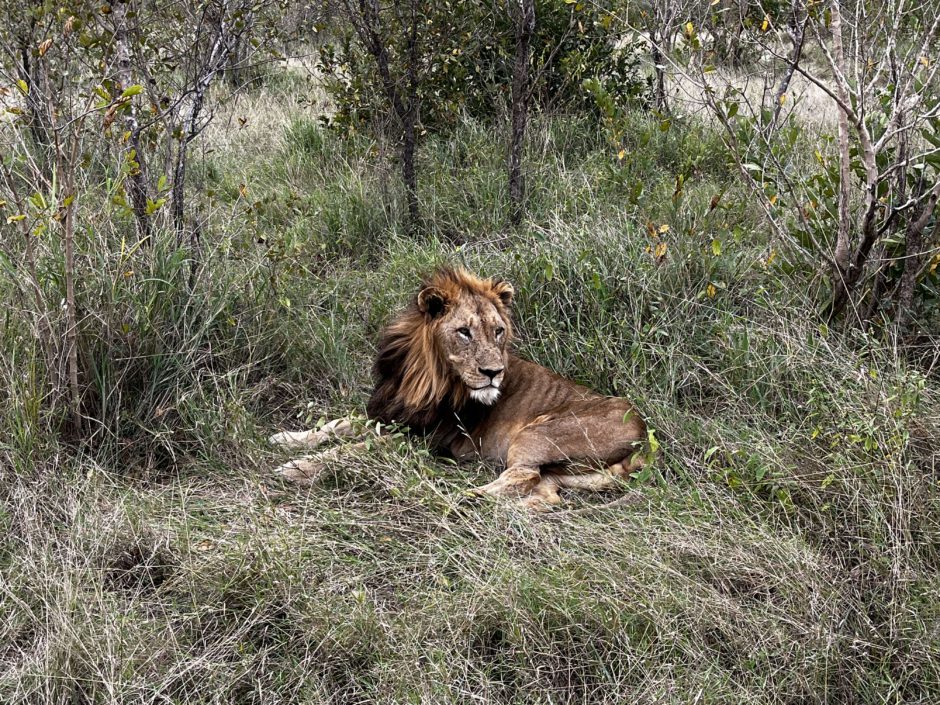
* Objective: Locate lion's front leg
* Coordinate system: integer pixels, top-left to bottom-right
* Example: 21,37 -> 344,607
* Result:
272,416 -> 380,487
269,417 -> 357,450
275,434 -> 392,486
274,452 -> 335,486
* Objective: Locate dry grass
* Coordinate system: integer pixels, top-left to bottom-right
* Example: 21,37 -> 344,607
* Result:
1,57 -> 939,704
669,64 -> 839,130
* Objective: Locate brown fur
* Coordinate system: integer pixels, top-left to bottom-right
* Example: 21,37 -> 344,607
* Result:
273,267 -> 650,508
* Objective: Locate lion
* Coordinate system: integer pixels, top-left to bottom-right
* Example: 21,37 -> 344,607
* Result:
270,267 -> 650,510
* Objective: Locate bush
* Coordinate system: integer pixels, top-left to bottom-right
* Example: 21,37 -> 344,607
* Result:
318,0 -> 650,135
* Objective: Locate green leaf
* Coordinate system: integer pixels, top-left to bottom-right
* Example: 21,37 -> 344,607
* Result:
16,79 -> 28,95
631,465 -> 653,482
629,179 -> 643,205
120,84 -> 143,98
711,238 -> 722,256
29,192 -> 47,210
145,197 -> 166,215
647,428 -> 660,455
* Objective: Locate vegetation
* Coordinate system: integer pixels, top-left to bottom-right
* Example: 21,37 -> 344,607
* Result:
1,1 -> 939,703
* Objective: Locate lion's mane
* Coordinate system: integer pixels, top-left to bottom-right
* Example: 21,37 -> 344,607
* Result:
366,268 -> 512,440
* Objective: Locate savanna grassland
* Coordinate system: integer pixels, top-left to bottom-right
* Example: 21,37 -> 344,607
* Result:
2,22 -> 940,705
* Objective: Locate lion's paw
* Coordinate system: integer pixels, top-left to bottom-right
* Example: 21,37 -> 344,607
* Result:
472,466 -> 541,499
517,477 -> 562,512
274,456 -> 327,486
517,493 -> 561,512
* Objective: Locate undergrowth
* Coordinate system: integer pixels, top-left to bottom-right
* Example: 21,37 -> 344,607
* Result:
1,74 -> 938,704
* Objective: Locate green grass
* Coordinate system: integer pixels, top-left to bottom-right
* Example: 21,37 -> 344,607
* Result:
1,74 -> 939,704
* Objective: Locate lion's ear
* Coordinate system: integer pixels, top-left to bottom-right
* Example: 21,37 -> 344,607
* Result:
492,280 -> 514,308
417,286 -> 449,317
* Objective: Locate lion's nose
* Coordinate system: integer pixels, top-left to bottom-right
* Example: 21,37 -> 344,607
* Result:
479,367 -> 504,380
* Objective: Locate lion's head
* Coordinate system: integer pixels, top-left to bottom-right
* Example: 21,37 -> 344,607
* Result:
416,269 -> 514,404
368,268 -> 514,428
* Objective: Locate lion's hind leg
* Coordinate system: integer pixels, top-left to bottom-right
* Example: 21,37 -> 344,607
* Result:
543,460 -> 623,492
474,399 -> 647,506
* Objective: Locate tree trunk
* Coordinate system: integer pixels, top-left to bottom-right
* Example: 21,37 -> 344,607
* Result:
401,110 -> 419,229
61,171 -> 81,435
508,0 -> 535,227
172,24 -> 231,245
114,0 -> 152,245
50,109 -> 82,434
343,0 -> 424,231
830,1 -> 852,287
171,138 -> 188,246
771,0 -> 805,128
225,8 -> 254,87
401,0 -> 421,231
18,7 -> 51,160
824,0 -> 870,321
651,38 -> 668,113
896,182 -> 940,326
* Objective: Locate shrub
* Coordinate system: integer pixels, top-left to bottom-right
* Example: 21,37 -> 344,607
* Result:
318,0 -> 650,134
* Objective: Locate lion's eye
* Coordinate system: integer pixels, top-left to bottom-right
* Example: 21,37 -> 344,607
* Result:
457,327 -> 472,340
495,327 -> 505,338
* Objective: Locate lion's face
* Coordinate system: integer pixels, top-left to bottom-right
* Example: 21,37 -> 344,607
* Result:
417,279 -> 514,405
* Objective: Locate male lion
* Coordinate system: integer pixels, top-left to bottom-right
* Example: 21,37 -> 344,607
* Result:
271,267 -> 649,509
